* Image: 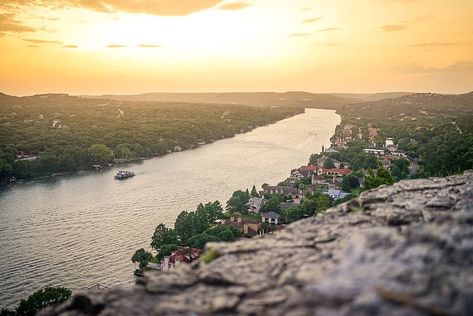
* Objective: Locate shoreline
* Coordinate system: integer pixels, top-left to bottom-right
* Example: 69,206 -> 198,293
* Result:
1,109 -> 315,188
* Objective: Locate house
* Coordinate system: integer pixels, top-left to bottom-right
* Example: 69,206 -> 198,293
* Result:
224,216 -> 262,237
363,148 -> 385,157
262,211 -> 280,225
161,247 -> 202,271
391,151 -> 408,158
322,189 -> 350,200
15,152 -> 38,161
247,197 -> 264,213
290,169 -> 306,181
324,147 -> 339,153
262,185 -> 302,197
319,168 -> 352,177
385,138 -> 395,147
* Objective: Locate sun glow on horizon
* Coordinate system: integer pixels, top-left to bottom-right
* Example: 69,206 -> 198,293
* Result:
0,0 -> 472,95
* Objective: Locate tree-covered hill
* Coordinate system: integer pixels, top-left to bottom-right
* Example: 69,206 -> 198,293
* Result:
82,91 -> 358,109
334,92 -> 473,176
0,93 -> 304,181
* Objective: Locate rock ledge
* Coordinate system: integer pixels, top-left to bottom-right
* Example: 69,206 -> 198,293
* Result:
43,171 -> 473,315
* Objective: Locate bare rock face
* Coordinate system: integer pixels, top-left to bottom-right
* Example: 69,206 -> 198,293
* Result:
42,172 -> 473,316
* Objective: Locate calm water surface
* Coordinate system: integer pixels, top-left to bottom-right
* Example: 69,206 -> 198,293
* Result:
0,108 -> 340,308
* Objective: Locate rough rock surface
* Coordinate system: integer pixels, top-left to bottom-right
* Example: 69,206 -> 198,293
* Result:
42,172 -> 473,316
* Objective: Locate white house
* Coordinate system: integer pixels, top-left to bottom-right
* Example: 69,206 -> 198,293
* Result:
363,148 -> 385,157
247,197 -> 264,213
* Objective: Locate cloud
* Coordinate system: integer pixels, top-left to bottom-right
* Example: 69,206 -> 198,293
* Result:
408,42 -> 461,48
325,42 -> 341,47
0,13 -> 35,36
303,17 -> 323,24
22,38 -> 61,44
107,44 -> 127,48
395,62 -> 473,74
288,32 -> 311,37
138,44 -> 160,48
1,0 -> 224,16
381,24 -> 407,32
316,27 -> 340,32
218,2 -> 249,10
63,44 -> 78,48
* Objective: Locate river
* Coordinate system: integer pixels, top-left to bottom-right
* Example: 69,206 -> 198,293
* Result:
0,108 -> 340,308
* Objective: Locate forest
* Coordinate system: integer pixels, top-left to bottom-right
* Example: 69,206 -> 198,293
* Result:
0,93 -> 303,181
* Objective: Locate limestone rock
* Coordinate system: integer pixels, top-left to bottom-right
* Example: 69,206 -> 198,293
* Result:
41,171 -> 473,316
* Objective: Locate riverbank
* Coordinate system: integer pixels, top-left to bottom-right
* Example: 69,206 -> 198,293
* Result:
0,108 -> 340,309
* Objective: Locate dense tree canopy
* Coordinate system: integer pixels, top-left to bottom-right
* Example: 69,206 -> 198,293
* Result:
1,287 -> 71,316
0,94 -> 303,182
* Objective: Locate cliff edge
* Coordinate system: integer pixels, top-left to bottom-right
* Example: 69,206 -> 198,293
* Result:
42,171 -> 473,316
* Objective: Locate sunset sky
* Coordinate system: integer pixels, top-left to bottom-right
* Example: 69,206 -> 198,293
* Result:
0,0 -> 472,96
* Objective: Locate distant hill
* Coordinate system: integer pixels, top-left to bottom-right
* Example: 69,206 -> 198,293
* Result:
81,92 -> 359,109
329,92 -> 415,102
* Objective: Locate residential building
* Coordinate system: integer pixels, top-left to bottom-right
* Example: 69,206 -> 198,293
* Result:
161,247 -> 202,271
262,211 -> 280,225
322,189 -> 350,200
262,185 -> 303,197
224,216 -> 262,237
363,148 -> 385,157
247,197 -> 264,213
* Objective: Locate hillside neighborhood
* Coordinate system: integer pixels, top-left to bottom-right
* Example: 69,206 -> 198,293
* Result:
146,132 -> 415,273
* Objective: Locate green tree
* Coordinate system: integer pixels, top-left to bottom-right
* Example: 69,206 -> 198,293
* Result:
174,211 -> 209,245
131,248 -> 153,269
315,194 -> 333,212
250,185 -> 260,198
87,144 -> 113,166
363,167 -> 395,190
341,174 -> 361,192
364,155 -> 378,169
196,201 -> 224,223
14,287 -> 71,316
157,244 -> 179,259
115,144 -> 132,159
281,207 -> 305,223
301,198 -> 317,216
323,158 -> 336,168
260,195 -> 282,214
391,158 -> 410,180
188,233 -> 221,249
308,153 -> 321,166
150,224 -> 178,251
226,190 -> 249,213
206,225 -> 241,240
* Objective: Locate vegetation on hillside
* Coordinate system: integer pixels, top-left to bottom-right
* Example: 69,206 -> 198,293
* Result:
0,287 -> 71,316
334,92 -> 473,177
0,93 -> 303,182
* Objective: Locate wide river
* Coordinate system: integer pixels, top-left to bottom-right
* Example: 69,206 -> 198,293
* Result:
0,108 -> 340,308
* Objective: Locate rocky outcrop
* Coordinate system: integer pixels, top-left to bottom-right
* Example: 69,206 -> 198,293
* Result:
42,172 -> 473,316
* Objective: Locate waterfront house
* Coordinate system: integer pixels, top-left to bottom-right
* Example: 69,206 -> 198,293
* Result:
247,197 -> 264,213
161,247 -> 202,272
262,211 -> 280,225
262,185 -> 302,197
224,216 -> 262,237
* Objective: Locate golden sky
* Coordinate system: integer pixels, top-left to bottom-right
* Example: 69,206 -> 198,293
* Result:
0,0 -> 472,95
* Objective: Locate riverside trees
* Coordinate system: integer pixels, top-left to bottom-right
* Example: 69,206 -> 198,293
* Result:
0,93 -> 303,182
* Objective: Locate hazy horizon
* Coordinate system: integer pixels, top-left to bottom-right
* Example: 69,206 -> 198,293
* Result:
3,89 -> 473,98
